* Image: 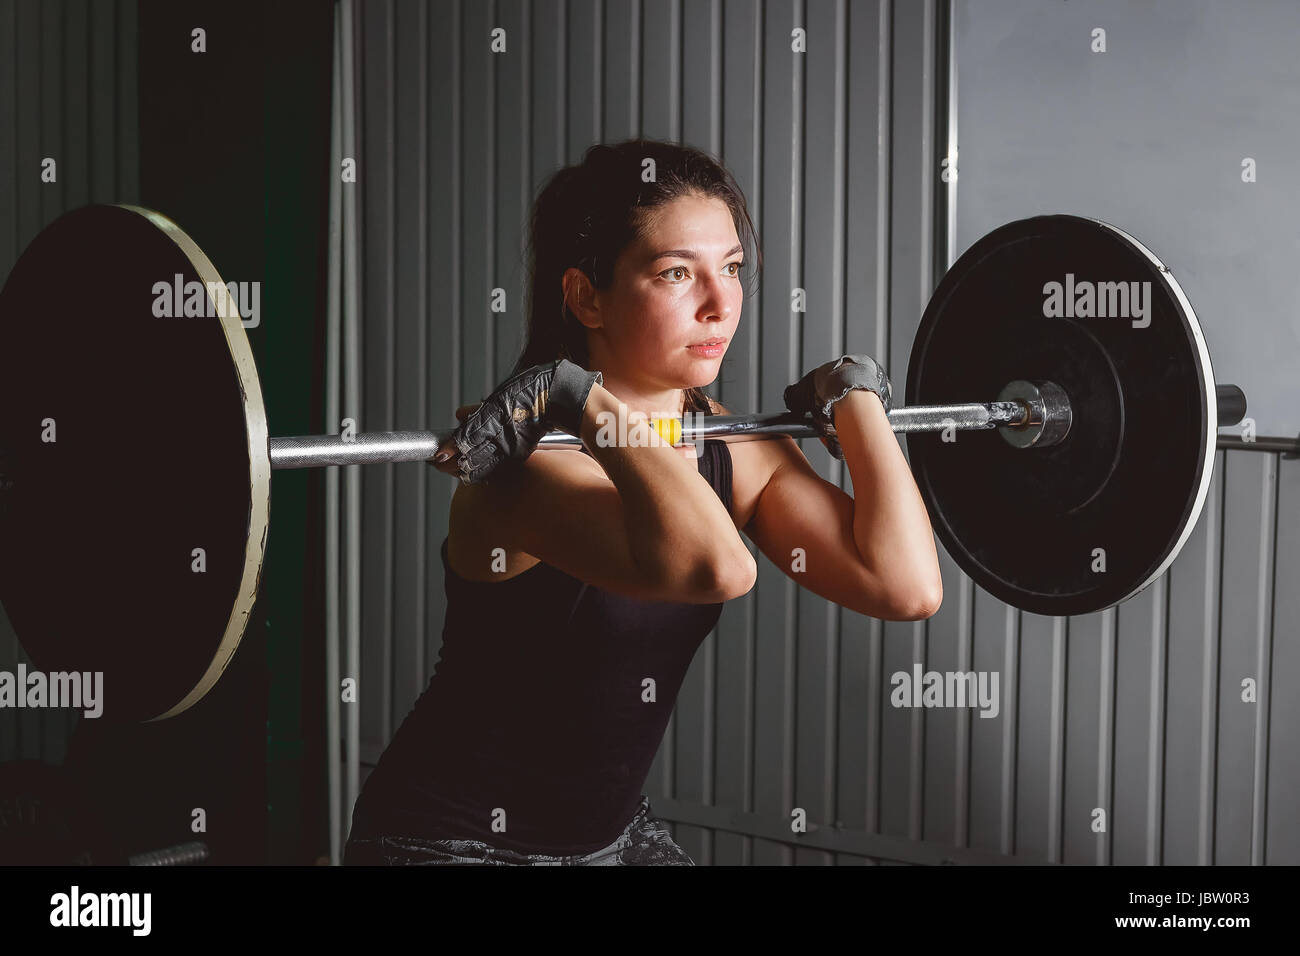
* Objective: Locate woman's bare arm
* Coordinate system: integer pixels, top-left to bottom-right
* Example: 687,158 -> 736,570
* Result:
740,389 -> 942,620
450,383 -> 756,602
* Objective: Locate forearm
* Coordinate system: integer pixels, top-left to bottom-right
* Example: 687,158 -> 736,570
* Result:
580,385 -> 755,594
833,390 -> 942,604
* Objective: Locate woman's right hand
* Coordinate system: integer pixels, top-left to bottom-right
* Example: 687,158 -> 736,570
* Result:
428,359 -> 603,484
429,403 -> 480,477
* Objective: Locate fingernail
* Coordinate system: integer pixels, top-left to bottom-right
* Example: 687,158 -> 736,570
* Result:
434,451 -> 451,462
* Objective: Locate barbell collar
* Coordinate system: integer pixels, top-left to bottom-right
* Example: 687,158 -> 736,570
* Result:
997,380 -> 1073,449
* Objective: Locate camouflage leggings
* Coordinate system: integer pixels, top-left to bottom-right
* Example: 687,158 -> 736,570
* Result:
343,795 -> 694,866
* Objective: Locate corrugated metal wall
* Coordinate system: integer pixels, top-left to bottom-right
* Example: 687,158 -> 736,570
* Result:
946,0 -> 1299,866
0,0 -> 140,766
350,0 -> 1297,865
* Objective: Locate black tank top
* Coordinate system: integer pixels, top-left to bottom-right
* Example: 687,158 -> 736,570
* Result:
350,434 -> 735,855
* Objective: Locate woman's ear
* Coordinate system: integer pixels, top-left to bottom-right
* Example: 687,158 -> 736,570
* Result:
562,268 -> 601,331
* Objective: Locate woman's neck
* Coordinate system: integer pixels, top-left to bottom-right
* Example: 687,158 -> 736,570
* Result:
587,371 -> 686,422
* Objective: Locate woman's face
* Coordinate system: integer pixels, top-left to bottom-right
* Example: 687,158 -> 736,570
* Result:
579,192 -> 744,398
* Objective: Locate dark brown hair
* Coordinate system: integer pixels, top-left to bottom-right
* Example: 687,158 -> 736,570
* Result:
513,139 -> 761,415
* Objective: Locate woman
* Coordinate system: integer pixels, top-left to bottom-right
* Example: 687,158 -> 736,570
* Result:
343,139 -> 942,865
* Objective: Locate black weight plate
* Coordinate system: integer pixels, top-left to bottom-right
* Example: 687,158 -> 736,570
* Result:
0,205 -> 270,720
906,215 -> 1216,616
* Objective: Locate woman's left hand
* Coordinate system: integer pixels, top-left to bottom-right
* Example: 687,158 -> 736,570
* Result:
783,354 -> 892,459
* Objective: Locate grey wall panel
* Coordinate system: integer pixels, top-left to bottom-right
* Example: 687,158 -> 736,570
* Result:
38,0 -> 59,220
529,0 -> 564,192
1061,609 -> 1110,864
495,0 -> 528,379
15,1 -> 41,254
1217,451 -> 1276,865
1112,580 -> 1164,865
601,0 -> 635,141
89,0 -> 120,200
391,0 -> 430,728
565,0 -> 600,157
1013,612 -> 1066,861
1163,456 -> 1224,865
638,0 -> 677,140
426,1 -> 462,712
1268,454 -> 1300,864
968,587 -> 1016,854
114,0 -> 136,197
359,0 -> 396,761
0,0 -> 140,766
61,0 -> 85,207
0,2 -> 13,274
425,0 -> 461,714
460,1 -> 494,401
347,0 -> 1298,864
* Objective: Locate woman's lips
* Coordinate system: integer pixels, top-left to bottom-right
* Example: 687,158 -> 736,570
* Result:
687,338 -> 727,357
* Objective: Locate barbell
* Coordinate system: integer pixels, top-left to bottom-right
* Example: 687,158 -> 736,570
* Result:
0,205 -> 1255,721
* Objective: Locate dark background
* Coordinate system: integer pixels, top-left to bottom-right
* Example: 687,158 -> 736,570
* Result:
0,0 -> 334,865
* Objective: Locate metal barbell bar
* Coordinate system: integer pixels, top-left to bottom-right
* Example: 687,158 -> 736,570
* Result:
267,380 -> 1255,470
268,392 -> 1035,469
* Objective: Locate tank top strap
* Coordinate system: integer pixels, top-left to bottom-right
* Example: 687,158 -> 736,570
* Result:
697,438 -> 733,514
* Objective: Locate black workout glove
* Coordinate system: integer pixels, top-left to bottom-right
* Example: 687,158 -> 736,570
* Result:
782,353 -> 892,460
438,359 -> 603,484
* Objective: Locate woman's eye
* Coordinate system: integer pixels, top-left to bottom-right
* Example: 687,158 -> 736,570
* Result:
661,262 -> 743,281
